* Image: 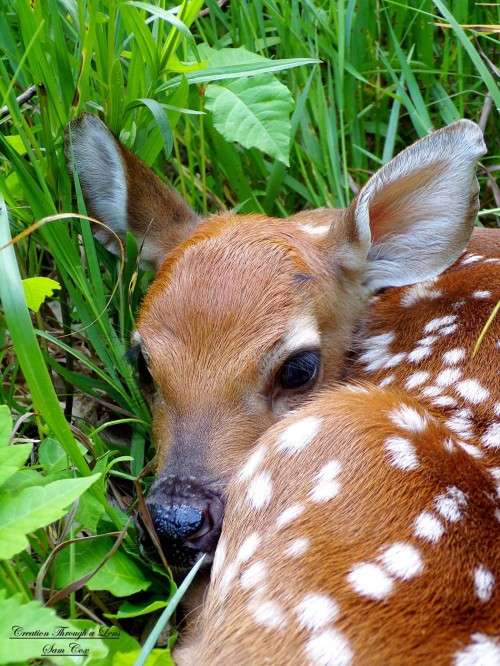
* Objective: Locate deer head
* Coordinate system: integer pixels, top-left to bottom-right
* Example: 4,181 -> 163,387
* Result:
66,115 -> 485,570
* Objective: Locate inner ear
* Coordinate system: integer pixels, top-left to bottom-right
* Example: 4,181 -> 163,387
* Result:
346,120 -> 486,291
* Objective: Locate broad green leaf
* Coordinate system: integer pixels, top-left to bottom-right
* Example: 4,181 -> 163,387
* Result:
198,44 -> 269,68
54,537 -> 151,596
38,436 -> 66,470
205,75 -> 294,165
74,489 -> 106,532
114,649 -> 174,666
70,620 -> 140,666
105,597 -> 169,619
21,277 -> 61,313
0,474 -> 100,559
1,468 -> 45,493
0,592 -> 108,665
0,443 -> 32,487
0,405 -> 11,446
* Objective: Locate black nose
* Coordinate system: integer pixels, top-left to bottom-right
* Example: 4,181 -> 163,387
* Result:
145,480 -> 224,569
150,503 -> 205,541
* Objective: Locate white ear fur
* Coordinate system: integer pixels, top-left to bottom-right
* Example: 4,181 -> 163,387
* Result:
354,120 -> 486,291
66,114 -> 128,238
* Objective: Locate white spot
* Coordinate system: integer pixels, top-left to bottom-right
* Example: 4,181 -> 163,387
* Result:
424,315 -> 457,333
455,379 -> 490,404
421,385 -> 443,398
490,468 -> 500,481
473,565 -> 495,602
481,423 -> 500,449
239,445 -> 266,481
440,324 -> 458,336
435,486 -> 467,523
282,314 -> 320,355
383,352 -> 407,369
295,593 -> 339,631
318,459 -> 342,478
285,537 -> 310,558
446,414 -> 474,440
218,561 -> 239,597
236,532 -> 261,563
249,597 -> 286,629
401,281 -> 441,307
389,404 -> 427,433
362,351 -> 393,373
305,629 -> 353,666
453,633 -> 500,666
408,346 -> 433,363
212,538 -> 227,579
405,371 -> 430,389
247,472 -> 273,510
277,415 -> 322,454
458,441 -> 483,458
473,290 -> 491,299
432,395 -> 457,408
363,331 -> 395,349
348,562 -> 393,601
462,254 -> 483,264
276,503 -> 305,529
241,560 -> 267,590
310,480 -> 341,503
379,542 -> 423,580
385,436 -> 419,471
359,332 -> 396,371
299,223 -> 331,237
413,511 -> 445,543
443,348 -> 466,365
494,403 -> 500,418
436,367 -> 462,387
310,460 -> 342,502
379,374 -> 395,387
416,335 -> 439,346
453,300 -> 466,309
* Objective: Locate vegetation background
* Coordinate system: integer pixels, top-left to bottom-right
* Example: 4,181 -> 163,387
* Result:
0,0 -> 498,663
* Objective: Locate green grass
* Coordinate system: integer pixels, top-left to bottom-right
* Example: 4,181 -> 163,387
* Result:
0,0 -> 499,663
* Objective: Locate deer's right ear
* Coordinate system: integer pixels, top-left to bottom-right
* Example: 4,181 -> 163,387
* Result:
65,114 -> 199,268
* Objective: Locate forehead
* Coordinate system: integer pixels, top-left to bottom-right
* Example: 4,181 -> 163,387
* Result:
138,215 -> 322,361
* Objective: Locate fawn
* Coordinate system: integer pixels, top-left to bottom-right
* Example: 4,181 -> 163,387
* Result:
68,117 -> 499,663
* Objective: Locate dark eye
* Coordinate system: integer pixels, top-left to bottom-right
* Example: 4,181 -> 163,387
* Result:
126,345 -> 153,387
278,350 -> 320,391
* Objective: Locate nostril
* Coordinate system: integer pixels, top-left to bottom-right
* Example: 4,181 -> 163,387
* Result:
186,507 -> 213,541
151,503 -> 205,540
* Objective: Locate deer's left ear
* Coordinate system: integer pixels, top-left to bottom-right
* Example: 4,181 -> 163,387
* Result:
344,120 -> 486,291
